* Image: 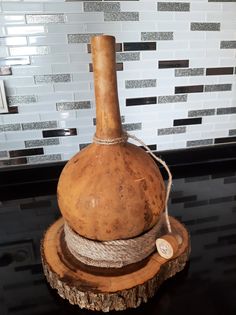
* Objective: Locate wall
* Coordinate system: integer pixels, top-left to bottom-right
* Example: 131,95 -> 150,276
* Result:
0,0 -> 236,167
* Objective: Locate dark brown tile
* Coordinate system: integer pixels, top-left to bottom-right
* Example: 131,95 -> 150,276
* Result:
0,157 -> 27,166
2,106 -> 18,114
42,128 -> 77,138
192,223 -> 236,235
175,85 -> 204,94
184,200 -> 208,208
206,67 -> 234,75
126,96 -> 157,106
214,136 -> 236,144
9,106 -> 18,113
9,148 -> 44,158
171,195 -> 197,204
209,196 -> 234,204
183,215 -> 218,226
124,42 -> 156,51
20,200 -> 51,210
159,59 -> 189,68
185,175 -> 210,182
174,117 -> 202,126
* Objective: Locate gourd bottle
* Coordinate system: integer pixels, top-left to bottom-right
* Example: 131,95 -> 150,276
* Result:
57,35 -> 166,241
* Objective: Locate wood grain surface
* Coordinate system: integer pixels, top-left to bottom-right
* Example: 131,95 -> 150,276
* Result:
41,216 -> 190,311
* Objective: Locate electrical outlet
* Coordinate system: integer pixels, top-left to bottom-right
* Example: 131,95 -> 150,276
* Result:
0,80 -> 8,113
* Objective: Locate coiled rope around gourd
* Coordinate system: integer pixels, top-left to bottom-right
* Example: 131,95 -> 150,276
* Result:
64,132 -> 173,268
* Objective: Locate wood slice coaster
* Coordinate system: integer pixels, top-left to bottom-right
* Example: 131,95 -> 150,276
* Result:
41,217 -> 190,312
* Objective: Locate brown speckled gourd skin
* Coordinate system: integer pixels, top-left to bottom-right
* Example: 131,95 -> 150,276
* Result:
57,142 -> 166,241
57,35 -> 166,241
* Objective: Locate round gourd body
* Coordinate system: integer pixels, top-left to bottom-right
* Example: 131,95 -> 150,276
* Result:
57,142 -> 166,241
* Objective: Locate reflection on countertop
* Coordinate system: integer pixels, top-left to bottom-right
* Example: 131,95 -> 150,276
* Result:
0,168 -> 236,315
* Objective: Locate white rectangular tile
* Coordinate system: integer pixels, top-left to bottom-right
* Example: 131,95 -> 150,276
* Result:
46,24 -> 85,34
215,122 -> 236,130
121,2 -> 156,12
65,13 -> 104,24
3,113 -> 40,124
0,36 -> 27,46
4,76 -> 35,88
202,130 -> 228,139
191,2 -> 221,11
124,60 -> 157,71
5,130 -> 42,141
28,34 -> 67,45
15,85 -> 54,95
86,23 -> 122,32
37,92 -> 74,103
50,44 -> 86,54
72,72 -> 93,82
31,54 -> 69,66
53,82 -> 89,92
44,145 -> 75,155
1,141 -> 25,150
156,21 -> 189,31
0,27 -> 6,36
2,2 -> 43,12
12,65 -> 52,76
140,12 -> 175,21
52,63 -> 88,73
121,22 -> 156,32
6,25 -> 45,35
73,91 -> 94,101
43,3 -> 83,13
9,46 -> 49,56
175,32 -> 205,41
0,47 -> 9,57
158,40 -> 189,50
0,15 -> 26,25
188,124 -> 214,132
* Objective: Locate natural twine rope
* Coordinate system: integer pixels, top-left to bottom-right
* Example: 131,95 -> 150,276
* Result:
64,131 -> 173,268
64,215 -> 164,268
93,133 -> 128,145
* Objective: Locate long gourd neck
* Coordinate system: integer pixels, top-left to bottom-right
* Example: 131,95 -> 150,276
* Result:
91,35 -> 123,140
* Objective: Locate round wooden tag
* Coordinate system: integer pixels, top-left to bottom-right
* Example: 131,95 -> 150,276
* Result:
156,234 -> 179,259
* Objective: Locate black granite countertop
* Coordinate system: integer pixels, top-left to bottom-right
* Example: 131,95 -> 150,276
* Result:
0,155 -> 236,315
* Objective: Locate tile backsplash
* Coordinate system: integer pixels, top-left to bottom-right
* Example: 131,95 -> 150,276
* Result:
0,0 -> 236,167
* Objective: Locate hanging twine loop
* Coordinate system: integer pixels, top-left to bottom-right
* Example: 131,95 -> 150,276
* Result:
64,131 -> 173,268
